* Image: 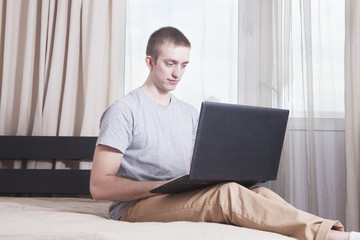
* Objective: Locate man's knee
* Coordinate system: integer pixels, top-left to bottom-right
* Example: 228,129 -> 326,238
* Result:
216,183 -> 272,201
217,182 -> 242,191
250,186 -> 288,203
213,182 -> 245,198
251,186 -> 268,194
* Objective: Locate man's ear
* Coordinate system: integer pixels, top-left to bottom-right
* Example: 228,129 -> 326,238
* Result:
145,56 -> 154,70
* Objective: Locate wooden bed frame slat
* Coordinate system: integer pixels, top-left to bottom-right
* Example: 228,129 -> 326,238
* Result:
0,136 -> 97,195
0,136 -> 96,159
0,169 -> 91,194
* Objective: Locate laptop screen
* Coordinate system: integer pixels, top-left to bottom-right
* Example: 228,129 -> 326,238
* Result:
190,102 -> 289,182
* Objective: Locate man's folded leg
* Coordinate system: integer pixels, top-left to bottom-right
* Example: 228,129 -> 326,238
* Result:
120,182 -> 344,240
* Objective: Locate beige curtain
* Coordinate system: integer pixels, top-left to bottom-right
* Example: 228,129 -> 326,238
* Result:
0,0 -> 126,169
0,0 -> 125,136
345,0 -> 360,232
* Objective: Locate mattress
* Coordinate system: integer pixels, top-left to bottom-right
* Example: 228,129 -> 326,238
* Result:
0,197 -> 296,240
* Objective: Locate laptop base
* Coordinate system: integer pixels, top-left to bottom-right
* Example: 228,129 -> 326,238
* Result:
150,175 -> 264,194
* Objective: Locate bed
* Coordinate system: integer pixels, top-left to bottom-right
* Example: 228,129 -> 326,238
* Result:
0,136 -> 295,240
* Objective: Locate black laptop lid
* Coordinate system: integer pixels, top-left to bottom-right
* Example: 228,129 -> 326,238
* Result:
190,101 -> 289,181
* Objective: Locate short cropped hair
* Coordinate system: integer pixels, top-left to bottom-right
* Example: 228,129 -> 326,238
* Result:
146,26 -> 191,63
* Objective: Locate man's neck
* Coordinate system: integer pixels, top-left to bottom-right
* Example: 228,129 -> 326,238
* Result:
141,81 -> 171,106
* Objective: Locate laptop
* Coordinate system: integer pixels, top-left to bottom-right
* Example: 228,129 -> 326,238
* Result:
150,101 -> 289,194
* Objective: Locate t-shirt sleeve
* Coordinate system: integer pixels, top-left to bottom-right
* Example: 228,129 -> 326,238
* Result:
96,102 -> 134,153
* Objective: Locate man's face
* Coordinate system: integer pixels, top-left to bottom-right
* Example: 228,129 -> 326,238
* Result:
148,41 -> 190,93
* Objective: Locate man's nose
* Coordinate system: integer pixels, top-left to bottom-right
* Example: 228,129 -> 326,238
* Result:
172,66 -> 181,79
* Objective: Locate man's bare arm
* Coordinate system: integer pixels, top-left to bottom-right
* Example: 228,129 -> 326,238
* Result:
90,145 -> 167,202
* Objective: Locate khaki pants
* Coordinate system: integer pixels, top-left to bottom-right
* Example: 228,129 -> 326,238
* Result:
120,182 -> 343,240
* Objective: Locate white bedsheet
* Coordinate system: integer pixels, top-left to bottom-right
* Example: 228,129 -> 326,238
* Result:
0,197 -> 296,240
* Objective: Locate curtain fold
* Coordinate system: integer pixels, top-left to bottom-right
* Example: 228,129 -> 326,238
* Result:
297,0 -> 319,215
345,0 -> 360,232
269,0 -> 292,204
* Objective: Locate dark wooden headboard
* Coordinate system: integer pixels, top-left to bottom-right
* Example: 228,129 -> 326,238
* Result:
0,136 -> 97,196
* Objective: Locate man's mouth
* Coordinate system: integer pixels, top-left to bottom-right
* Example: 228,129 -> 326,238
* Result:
168,79 -> 179,84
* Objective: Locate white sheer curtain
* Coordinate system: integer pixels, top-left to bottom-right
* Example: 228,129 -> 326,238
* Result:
270,0 -> 320,214
238,0 -> 273,107
239,0 -> 348,225
270,0 -> 349,227
0,0 -> 126,168
345,0 -> 360,232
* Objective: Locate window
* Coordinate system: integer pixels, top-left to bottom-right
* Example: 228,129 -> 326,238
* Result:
291,0 -> 345,118
125,0 -> 238,110
125,0 -> 345,118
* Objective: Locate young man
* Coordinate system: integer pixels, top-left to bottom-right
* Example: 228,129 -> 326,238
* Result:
90,26 -> 359,240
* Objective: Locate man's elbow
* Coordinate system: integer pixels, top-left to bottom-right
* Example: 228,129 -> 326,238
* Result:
89,180 -> 106,200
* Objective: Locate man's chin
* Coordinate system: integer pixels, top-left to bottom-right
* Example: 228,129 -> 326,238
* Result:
165,84 -> 178,92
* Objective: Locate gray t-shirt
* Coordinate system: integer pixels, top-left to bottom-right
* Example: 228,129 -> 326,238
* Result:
96,88 -> 199,220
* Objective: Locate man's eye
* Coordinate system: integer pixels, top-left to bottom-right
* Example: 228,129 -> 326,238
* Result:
182,64 -> 188,68
167,62 -> 174,66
